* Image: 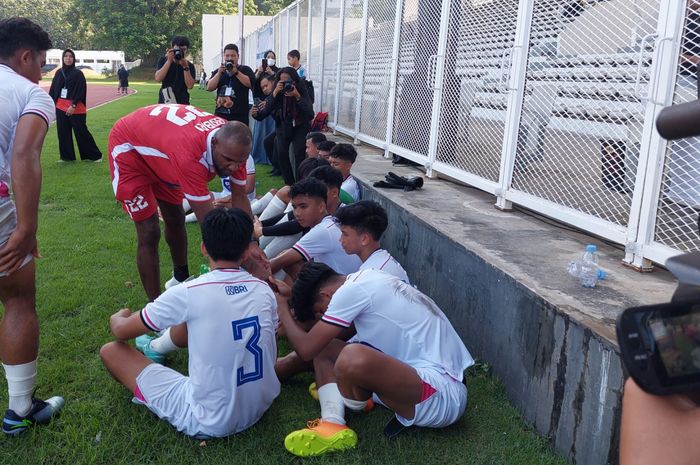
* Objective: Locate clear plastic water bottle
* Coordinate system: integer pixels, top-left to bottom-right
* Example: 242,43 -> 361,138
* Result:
579,244 -> 599,288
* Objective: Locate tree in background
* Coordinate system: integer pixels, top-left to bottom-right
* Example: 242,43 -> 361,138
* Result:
1,0 -> 90,50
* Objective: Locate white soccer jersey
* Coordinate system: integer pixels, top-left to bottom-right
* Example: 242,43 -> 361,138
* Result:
360,249 -> 409,283
292,215 -> 362,275
140,268 -> 280,436
321,269 -> 474,381
0,64 -> 54,216
341,175 -> 360,202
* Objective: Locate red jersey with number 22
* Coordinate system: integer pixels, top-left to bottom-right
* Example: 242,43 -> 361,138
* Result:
110,104 -> 246,203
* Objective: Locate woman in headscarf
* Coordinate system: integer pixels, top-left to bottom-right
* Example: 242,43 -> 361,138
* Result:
48,49 -> 102,162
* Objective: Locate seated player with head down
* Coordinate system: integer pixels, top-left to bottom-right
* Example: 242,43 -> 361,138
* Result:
328,143 -> 360,202
269,177 -> 361,279
334,200 -> 408,282
100,208 -> 280,439
276,263 -> 474,456
317,140 -> 336,160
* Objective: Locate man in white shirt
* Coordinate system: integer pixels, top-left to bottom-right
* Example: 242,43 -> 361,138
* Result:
334,200 -> 409,282
0,18 -> 65,436
100,208 -> 280,438
277,264 -> 474,456
270,178 -> 361,278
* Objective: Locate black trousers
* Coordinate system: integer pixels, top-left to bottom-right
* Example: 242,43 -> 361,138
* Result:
264,132 -> 277,170
275,124 -> 308,186
220,112 -> 249,127
55,110 -> 102,161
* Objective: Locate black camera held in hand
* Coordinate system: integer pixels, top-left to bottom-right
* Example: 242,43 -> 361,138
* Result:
173,48 -> 184,61
283,80 -> 295,93
225,61 -> 235,71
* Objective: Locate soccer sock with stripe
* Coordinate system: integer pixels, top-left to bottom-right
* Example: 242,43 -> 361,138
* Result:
318,383 -> 346,425
259,196 -> 287,221
3,360 -> 37,416
342,396 -> 369,412
149,328 -> 179,354
251,192 -> 275,216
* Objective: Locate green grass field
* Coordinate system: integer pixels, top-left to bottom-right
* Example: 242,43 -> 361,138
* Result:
0,83 -> 568,465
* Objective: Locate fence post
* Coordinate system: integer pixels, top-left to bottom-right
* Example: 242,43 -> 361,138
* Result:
384,0 -> 405,158
494,0 -> 534,211
318,0 -> 328,112
333,0 -> 347,131
425,0 -> 453,178
626,1 -> 686,269
307,1 -> 313,69
297,2 -> 302,48
353,0 -> 370,142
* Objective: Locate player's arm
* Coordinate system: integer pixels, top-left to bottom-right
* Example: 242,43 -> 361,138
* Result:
109,308 -> 149,341
190,198 -> 215,224
230,182 -> 253,219
270,248 -> 303,274
276,293 -> 342,361
183,62 -> 196,90
0,114 -> 49,275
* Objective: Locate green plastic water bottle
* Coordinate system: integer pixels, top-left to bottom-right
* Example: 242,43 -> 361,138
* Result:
199,264 -> 210,275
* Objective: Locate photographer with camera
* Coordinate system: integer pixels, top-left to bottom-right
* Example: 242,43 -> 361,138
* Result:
253,67 -> 313,186
154,36 -> 196,105
206,44 -> 255,126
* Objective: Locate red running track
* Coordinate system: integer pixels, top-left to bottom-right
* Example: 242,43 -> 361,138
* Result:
38,82 -> 135,109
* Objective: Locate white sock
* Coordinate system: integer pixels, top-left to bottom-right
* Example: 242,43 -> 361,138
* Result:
343,396 -> 368,412
252,192 -> 274,216
149,328 -> 179,354
4,360 -> 37,416
182,199 -> 191,213
259,196 -> 287,221
318,383 -> 346,425
185,212 -> 197,223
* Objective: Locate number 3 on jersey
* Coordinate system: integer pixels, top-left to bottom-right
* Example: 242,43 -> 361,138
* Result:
232,316 -> 263,386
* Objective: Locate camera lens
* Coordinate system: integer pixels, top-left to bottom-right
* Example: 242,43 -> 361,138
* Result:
284,80 -> 294,92
225,61 -> 234,71
173,49 -> 183,60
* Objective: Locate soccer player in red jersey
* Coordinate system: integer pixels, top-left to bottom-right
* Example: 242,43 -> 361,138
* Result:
108,103 -> 258,301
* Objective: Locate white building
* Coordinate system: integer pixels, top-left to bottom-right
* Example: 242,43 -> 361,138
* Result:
201,14 -> 272,73
46,49 -> 126,75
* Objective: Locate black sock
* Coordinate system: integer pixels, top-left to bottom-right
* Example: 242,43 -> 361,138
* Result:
173,265 -> 190,282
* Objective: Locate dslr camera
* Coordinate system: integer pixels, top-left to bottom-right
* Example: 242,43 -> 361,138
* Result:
173,48 -> 184,61
225,61 -> 235,71
617,101 -> 700,395
283,80 -> 295,93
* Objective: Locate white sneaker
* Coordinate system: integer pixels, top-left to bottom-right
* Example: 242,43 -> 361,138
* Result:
164,274 -> 194,290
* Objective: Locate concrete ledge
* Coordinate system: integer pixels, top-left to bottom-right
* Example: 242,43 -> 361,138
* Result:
337,136 -> 676,464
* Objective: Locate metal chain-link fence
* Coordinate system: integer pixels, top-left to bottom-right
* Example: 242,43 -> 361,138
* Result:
240,0 -> 700,265
654,1 -> 700,253
510,0 -> 659,228
435,0 -> 519,183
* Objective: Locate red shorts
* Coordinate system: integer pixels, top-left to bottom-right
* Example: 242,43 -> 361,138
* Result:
108,130 -> 188,222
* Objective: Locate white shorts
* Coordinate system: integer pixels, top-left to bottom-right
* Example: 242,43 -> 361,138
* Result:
135,363 -> 211,438
375,366 -> 468,428
0,201 -> 32,278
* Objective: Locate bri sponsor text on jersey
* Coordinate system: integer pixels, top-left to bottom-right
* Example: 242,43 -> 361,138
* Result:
225,284 -> 248,295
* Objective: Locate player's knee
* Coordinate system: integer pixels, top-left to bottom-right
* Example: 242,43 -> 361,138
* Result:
136,221 -> 161,247
334,344 -> 370,379
99,341 -> 120,364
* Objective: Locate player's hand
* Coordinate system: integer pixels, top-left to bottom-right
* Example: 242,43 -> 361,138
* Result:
271,278 -> 291,298
241,242 -> 271,280
111,308 -> 131,319
0,230 -> 38,276
212,195 -> 232,207
253,216 -> 263,239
